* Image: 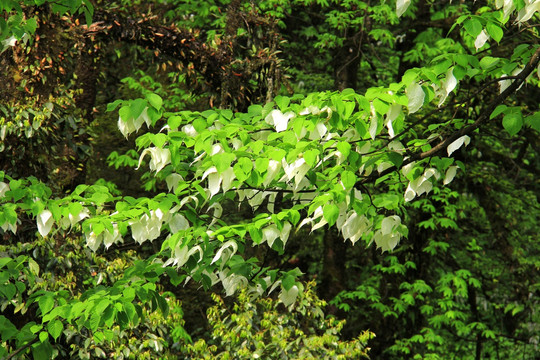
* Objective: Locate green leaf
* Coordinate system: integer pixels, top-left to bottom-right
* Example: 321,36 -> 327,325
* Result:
47,320 -> 63,341
38,295 -> 54,315
254,157 -> 269,173
282,274 -> 296,291
168,115 -> 182,129
303,149 -> 319,167
341,171 -> 356,190
213,152 -> 236,174
486,23 -> 503,43
0,316 -> 18,341
502,113 -> 523,136
33,338 -> 53,360
490,105 -> 507,119
0,257 -> 12,269
130,98 -> 147,120
464,18 -> 482,38
146,93 -> 162,110
323,203 -> 339,227
525,112 -> 540,132
337,141 -> 351,159
387,152 -> 403,168
249,226 -> 262,244
106,99 -> 123,112
39,331 -> 48,343
274,95 -> 290,110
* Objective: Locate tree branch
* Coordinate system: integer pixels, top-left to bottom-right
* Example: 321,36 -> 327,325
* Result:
358,46 -> 540,187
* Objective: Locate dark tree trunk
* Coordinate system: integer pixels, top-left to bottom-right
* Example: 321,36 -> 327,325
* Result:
319,228 -> 348,308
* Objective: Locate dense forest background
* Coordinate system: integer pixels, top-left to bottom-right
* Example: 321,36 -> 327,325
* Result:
0,0 -> 539,359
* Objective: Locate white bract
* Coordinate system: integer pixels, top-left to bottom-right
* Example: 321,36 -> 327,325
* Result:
385,104 -> 401,138
516,0 -> 540,23
500,67 -> 524,94
137,147 -> 171,174
37,210 -> 54,237
166,173 -> 184,192
437,68 -> 458,106
262,225 -> 280,247
404,168 -> 440,202
1,220 -> 17,234
211,240 -> 238,265
0,182 -> 9,198
444,166 -> 459,185
265,109 -> 295,132
373,215 -> 402,252
396,0 -> 411,17
130,209 -> 164,244
279,285 -> 299,307
2,35 -> 17,48
475,30 -> 490,51
201,167 -> 221,198
341,212 -> 371,245
406,82 -> 425,114
219,269 -> 248,296
118,107 -> 151,138
447,135 -> 471,156
168,213 -> 190,233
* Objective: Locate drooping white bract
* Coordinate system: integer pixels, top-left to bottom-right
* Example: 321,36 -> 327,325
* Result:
1,221 -> 17,234
118,107 -> 151,138
385,104 -> 401,138
168,213 -> 190,233
280,285 -> 300,307
206,202 -> 222,227
373,215 -> 402,252
447,135 -> 471,156
166,173 -> 184,193
61,206 -> 90,228
265,109 -> 295,132
85,223 -> 122,252
137,147 -> 171,174
165,243 -> 204,269
201,166 -> 221,198
219,269 -> 248,297
516,0 -> 540,23
103,224 -> 122,249
263,160 -> 282,187
211,240 -> 238,265
475,30 -> 490,51
437,68 -> 458,106
500,67 -> 524,94
0,182 -> 9,198
281,158 -> 310,190
406,82 -> 425,114
262,225 -> 280,247
1,35 -> 17,49
182,124 -> 198,137
369,114 -> 378,140
308,122 -> 328,140
37,210 -> 54,237
130,209 -> 164,244
443,166 -> 459,185
341,211 -> 371,245
404,168 -> 441,202
396,0 -> 411,17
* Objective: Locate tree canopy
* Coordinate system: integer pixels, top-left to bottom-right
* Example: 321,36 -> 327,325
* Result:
1,0 -> 539,359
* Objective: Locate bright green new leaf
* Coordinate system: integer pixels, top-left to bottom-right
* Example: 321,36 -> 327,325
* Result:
341,170 -> 356,190
146,93 -> 163,110
47,319 -> 63,341
303,149 -> 319,167
323,203 -> 339,226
